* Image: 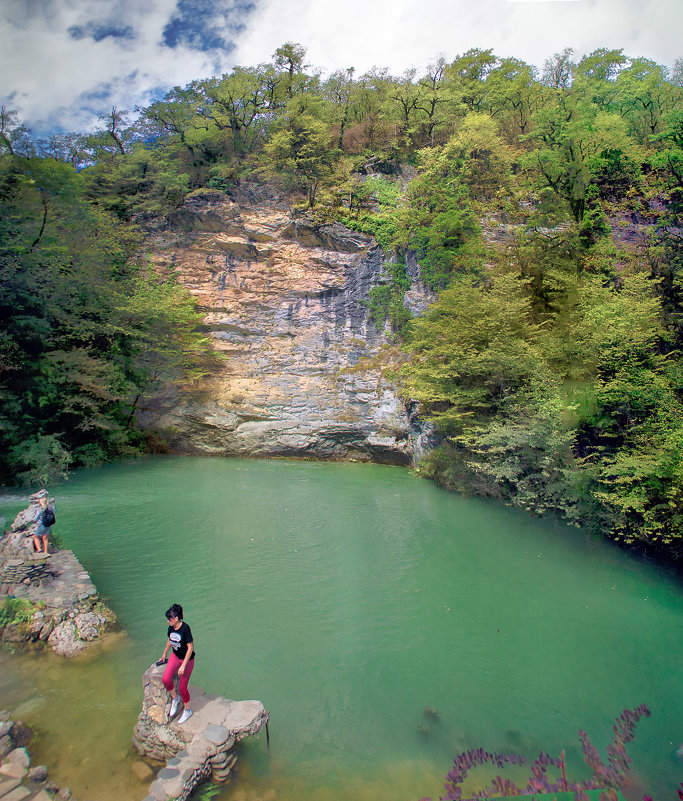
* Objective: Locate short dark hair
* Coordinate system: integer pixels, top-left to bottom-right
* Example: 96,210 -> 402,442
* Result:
165,603 -> 183,620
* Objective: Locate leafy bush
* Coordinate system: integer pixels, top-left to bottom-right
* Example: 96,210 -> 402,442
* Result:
365,260 -> 412,337
0,598 -> 35,628
11,435 -> 72,488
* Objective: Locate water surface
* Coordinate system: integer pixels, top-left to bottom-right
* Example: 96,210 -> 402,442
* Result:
0,456 -> 681,801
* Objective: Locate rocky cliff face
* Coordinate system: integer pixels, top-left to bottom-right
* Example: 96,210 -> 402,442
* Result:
138,188 -> 436,464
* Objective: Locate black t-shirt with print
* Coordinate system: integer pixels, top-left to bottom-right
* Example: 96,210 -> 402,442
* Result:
167,621 -> 195,660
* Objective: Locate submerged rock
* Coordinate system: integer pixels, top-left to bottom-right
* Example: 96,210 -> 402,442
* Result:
131,761 -> 153,782
28,765 -> 48,782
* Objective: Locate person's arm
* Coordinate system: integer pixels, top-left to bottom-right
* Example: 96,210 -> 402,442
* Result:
160,638 -> 171,662
178,641 -> 194,675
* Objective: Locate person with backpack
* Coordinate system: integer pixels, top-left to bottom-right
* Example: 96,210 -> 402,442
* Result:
32,490 -> 55,555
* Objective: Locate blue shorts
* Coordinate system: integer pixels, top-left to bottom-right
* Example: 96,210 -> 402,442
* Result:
35,523 -> 50,538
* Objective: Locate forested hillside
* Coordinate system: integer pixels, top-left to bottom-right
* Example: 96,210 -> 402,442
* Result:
2,44 -> 683,560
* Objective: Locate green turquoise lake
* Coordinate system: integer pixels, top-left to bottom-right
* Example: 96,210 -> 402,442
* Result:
0,456 -> 681,801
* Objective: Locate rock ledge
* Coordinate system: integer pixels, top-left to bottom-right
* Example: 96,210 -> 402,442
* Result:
0,492 -> 114,656
133,663 -> 269,800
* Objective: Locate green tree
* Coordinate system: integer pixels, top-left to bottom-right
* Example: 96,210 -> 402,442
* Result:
442,112 -> 514,203
197,65 -> 287,156
615,58 -> 680,142
485,57 -> 542,140
445,48 -> 498,113
322,67 -> 356,148
261,110 -> 338,206
389,143 -> 479,288
386,69 -> 427,147
403,273 -> 551,429
0,155 -> 215,484
573,48 -> 626,111
273,42 -> 310,98
527,97 -> 642,235
402,273 -> 578,514
648,110 -> 683,345
541,48 -> 577,90
84,143 -> 190,220
0,106 -> 34,157
414,58 -> 462,146
138,85 -> 205,148
570,273 -> 683,550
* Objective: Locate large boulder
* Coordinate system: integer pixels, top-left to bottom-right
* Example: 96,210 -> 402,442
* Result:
47,622 -> 87,657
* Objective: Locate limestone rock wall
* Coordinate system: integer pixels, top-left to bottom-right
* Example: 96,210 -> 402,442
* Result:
138,189 -> 437,464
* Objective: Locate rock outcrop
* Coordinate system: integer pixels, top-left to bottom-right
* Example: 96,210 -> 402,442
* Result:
0,492 -> 115,656
133,663 -> 268,800
138,188 -> 437,464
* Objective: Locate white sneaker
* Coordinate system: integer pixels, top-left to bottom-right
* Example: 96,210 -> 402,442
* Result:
169,696 -> 180,717
178,708 -> 193,724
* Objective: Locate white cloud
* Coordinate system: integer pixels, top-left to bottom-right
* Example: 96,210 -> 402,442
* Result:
1,0 -> 681,134
0,0 -> 241,133
233,0 -> 683,77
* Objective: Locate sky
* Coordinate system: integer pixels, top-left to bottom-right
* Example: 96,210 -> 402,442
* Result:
1,0 -> 682,135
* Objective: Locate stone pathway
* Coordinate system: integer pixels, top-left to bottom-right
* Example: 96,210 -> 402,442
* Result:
2,551 -> 98,608
134,664 -> 269,801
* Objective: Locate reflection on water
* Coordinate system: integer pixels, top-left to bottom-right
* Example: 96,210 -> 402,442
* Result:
0,456 -> 681,801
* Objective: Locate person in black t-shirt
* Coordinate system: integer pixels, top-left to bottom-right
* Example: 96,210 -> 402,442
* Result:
159,603 -> 195,724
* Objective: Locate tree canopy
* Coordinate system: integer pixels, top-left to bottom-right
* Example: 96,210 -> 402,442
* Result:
3,43 -> 683,559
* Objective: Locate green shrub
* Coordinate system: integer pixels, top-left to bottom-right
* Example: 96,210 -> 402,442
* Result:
365,260 -> 412,337
0,598 -> 35,628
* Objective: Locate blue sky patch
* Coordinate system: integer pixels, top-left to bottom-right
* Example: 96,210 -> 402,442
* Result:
79,83 -> 115,103
162,0 -> 256,51
68,22 -> 135,42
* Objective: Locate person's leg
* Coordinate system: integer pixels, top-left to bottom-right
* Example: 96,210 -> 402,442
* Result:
177,659 -> 195,723
162,653 -> 181,697
42,534 -> 48,554
162,653 -> 183,717
177,658 -> 194,706
34,524 -> 45,553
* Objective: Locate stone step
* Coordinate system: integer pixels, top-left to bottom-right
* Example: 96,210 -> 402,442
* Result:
0,766 -> 26,782
1,787 -> 30,801
168,755 -> 200,773
21,790 -> 51,801
0,778 -> 20,800
203,723 -> 231,747
147,779 -> 169,800
185,737 -> 214,764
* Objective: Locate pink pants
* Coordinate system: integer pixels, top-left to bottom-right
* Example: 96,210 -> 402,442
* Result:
162,652 -> 194,704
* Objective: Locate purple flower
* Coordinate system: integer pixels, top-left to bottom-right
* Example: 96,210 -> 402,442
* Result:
423,705 -> 651,801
